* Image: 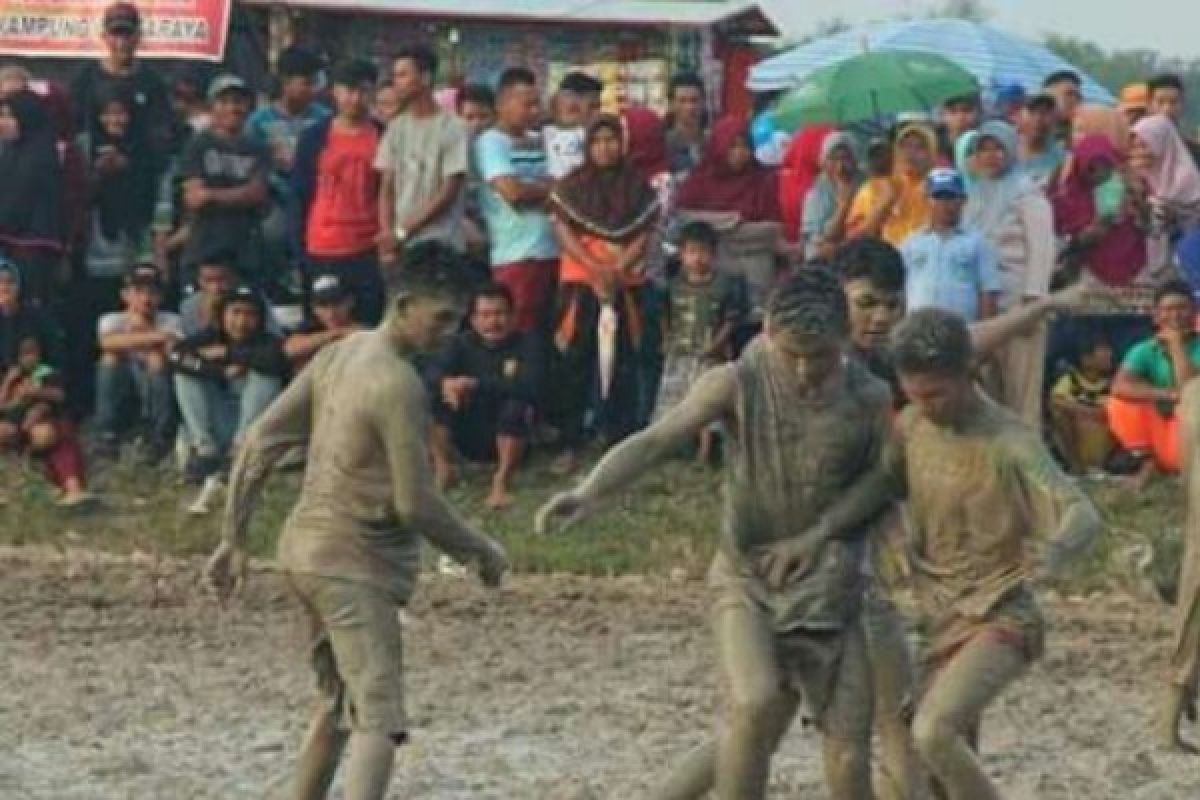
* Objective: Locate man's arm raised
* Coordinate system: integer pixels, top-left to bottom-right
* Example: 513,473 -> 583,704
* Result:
536,364 -> 737,533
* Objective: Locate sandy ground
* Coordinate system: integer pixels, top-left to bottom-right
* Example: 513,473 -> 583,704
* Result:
2,549 -> 1200,800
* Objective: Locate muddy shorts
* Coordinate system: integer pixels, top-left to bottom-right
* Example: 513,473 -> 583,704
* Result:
289,573 -> 408,740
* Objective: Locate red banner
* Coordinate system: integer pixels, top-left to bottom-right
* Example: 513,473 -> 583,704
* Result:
0,0 -> 231,61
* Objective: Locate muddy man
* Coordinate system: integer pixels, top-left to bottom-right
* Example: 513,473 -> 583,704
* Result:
539,267 -> 893,800
204,257 -> 509,800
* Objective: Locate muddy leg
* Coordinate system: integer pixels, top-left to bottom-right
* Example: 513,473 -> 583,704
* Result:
343,732 -> 397,800
822,624 -> 876,800
911,637 -> 1025,800
1165,379 -> 1200,753
290,706 -> 349,800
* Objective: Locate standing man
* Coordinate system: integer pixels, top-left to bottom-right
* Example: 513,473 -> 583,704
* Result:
374,45 -> 469,277
70,3 -> 173,175
205,257 -> 508,800
665,72 -> 708,176
475,68 -> 558,334
539,269 -> 891,800
938,94 -> 980,164
291,60 -> 386,325
1120,83 -> 1150,127
1147,73 -> 1200,168
1043,69 -> 1084,131
1017,93 -> 1066,189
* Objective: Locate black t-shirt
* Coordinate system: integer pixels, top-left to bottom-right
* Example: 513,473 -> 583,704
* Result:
178,131 -> 270,269
70,62 -> 173,162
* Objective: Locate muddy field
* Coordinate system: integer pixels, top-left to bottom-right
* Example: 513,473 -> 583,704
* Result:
2,550 -> 1199,799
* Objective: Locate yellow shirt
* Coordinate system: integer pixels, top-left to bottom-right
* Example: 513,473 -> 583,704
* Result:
847,173 -> 931,247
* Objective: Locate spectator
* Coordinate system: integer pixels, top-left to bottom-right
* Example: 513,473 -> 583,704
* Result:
1119,82 -> 1149,128
77,85 -> 158,289
94,264 -> 179,462
0,64 -> 31,96
475,67 -> 558,334
427,283 -> 541,509
171,285 -> 287,483
1110,280 -> 1200,486
70,3 -> 173,174
1051,133 -> 1146,287
1049,331 -> 1116,474
458,83 -> 496,257
549,115 -> 661,466
247,46 -> 329,188
1043,69 -> 1084,129
652,220 -> 747,462
801,131 -> 861,262
901,168 -> 1002,322
178,74 -> 270,287
1147,73 -> 1200,168
0,90 -> 64,306
778,124 -> 836,243
664,72 -> 708,176
291,59 -> 385,325
991,81 -> 1027,126
0,259 -> 85,505
181,254 -> 235,336
1130,115 -> 1200,281
169,67 -> 211,136
939,93 -> 981,164
957,120 -> 1056,425
375,44 -> 469,272
677,116 -> 782,225
373,81 -> 401,126
544,71 -> 604,180
848,123 -> 935,247
1018,93 -> 1067,189
284,274 -> 364,370
835,236 -> 907,402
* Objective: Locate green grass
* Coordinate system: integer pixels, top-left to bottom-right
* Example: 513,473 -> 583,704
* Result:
2,452 -> 1188,594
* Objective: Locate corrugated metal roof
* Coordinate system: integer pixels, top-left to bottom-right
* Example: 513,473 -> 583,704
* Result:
240,0 -> 778,33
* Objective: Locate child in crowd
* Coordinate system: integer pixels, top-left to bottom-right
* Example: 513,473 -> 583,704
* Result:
94,264 -> 181,463
544,71 -> 604,180
846,138 -> 896,239
0,335 -> 89,506
1049,331 -> 1116,474
654,220 -> 747,461
901,167 -> 1003,322
171,285 -> 287,488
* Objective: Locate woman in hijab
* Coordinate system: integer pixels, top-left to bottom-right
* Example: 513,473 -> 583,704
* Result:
801,130 -> 861,262
957,120 -> 1056,425
1130,114 -> 1200,280
847,122 -> 938,247
0,90 -> 64,306
549,115 -> 661,467
676,116 -> 781,223
778,123 -> 836,242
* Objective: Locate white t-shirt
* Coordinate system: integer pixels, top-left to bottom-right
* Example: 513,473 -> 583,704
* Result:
543,124 -> 586,180
97,311 -> 183,338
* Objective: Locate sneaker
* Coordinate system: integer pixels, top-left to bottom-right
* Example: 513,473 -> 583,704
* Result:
184,453 -> 223,486
187,474 -> 224,515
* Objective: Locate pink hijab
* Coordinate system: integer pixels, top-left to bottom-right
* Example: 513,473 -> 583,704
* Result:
1132,114 -> 1200,209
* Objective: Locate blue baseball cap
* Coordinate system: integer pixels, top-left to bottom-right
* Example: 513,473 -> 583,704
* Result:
927,168 -> 966,198
994,81 -> 1027,107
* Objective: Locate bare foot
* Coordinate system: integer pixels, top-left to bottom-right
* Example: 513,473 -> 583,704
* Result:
56,489 -> 94,509
1160,733 -> 1200,756
485,482 -> 513,511
1159,685 -> 1200,754
434,461 -> 458,491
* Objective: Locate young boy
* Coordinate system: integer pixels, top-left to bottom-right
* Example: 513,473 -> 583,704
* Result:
1049,332 -> 1116,474
873,309 -> 1100,800
178,74 -> 270,288
654,220 -> 747,462
171,285 -> 287,488
1110,280 -> 1200,488
846,138 -> 897,240
95,264 -> 181,462
544,71 -> 604,180
901,168 -> 1002,322
539,268 -> 891,800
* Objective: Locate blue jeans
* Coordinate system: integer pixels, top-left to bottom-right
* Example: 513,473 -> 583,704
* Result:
174,371 -> 282,458
94,357 -> 176,445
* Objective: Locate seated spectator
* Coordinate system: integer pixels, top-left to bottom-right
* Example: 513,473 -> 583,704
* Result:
1049,331 -> 1116,475
180,253 -> 281,338
285,274 -> 364,370
653,220 -> 747,462
178,74 -> 270,289
1110,280 -> 1200,487
427,284 -> 541,510
901,168 -> 1002,322
95,264 -> 180,462
802,131 -> 862,262
171,285 -> 286,483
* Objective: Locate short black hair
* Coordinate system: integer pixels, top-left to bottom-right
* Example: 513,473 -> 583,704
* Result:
766,266 -> 848,337
216,285 -> 267,323
471,282 -> 514,313
196,249 -> 238,274
943,93 -> 980,110
497,67 -> 537,96
458,83 -> 495,111
331,59 -> 378,89
394,44 -> 438,80
277,46 -> 323,79
833,238 -> 905,293
559,71 -> 603,95
395,241 -> 477,301
1148,73 -> 1186,95
679,220 -> 719,251
1155,279 -> 1195,307
669,72 -> 705,97
1043,69 -> 1082,89
1074,329 -> 1113,362
891,308 -> 973,378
